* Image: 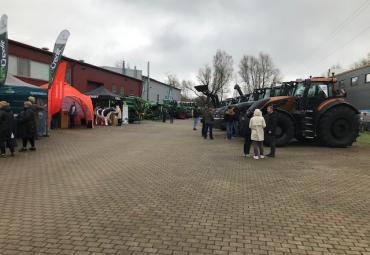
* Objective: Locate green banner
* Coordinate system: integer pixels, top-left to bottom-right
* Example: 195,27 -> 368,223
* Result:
48,29 -> 70,89
0,14 -> 8,86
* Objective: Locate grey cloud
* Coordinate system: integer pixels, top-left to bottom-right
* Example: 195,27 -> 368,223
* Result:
3,0 -> 370,86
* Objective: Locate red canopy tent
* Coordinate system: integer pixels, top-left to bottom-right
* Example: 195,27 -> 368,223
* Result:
41,62 -> 94,128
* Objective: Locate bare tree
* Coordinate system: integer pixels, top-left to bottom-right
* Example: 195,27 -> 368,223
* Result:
196,50 -> 234,103
197,64 -> 212,87
165,73 -> 181,89
212,50 -> 234,96
239,53 -> 280,93
180,80 -> 194,99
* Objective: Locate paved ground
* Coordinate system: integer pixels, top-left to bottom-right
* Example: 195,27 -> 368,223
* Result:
0,120 -> 369,255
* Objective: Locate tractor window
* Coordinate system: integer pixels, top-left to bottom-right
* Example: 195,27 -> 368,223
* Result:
273,87 -> 281,96
307,85 -> 317,98
264,89 -> 271,99
318,84 -> 329,97
293,83 -> 305,97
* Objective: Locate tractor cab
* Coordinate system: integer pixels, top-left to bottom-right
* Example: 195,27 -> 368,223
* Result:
293,77 -> 345,112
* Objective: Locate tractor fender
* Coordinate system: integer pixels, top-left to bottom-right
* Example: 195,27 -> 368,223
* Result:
316,102 -> 359,122
274,108 -> 295,122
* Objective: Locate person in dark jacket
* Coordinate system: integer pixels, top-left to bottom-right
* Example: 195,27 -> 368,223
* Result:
28,96 -> 45,138
162,107 -> 167,123
266,105 -> 277,157
203,107 -> 214,139
169,107 -> 175,124
18,101 -> 37,152
0,101 -> 15,157
232,106 -> 240,137
224,106 -> 235,140
243,111 -> 252,157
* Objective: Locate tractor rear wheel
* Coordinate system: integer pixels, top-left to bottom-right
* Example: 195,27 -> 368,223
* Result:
318,105 -> 359,147
264,112 -> 294,147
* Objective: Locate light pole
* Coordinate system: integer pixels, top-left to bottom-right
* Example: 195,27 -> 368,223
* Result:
147,61 -> 150,101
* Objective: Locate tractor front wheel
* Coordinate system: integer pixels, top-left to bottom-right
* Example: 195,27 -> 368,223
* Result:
264,112 -> 294,147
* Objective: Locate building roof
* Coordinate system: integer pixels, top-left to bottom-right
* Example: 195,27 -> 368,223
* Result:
142,75 -> 181,91
8,39 -> 142,82
334,64 -> 370,77
84,86 -> 121,100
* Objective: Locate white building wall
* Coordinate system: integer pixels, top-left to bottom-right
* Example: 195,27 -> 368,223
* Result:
142,78 -> 181,103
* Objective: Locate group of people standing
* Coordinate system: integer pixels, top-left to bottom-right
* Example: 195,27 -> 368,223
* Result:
244,106 -> 277,159
0,98 -> 40,158
193,105 -> 277,160
162,107 -> 176,124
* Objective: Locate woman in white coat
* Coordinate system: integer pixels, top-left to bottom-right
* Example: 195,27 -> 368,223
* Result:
249,109 -> 266,159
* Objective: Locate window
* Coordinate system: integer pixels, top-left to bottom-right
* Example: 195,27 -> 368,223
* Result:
17,58 -> 30,77
293,83 -> 306,97
264,89 -> 271,99
366,74 -> 370,83
8,55 -> 48,80
307,85 -> 317,97
8,55 -> 17,75
30,61 -> 48,80
351,76 -> 358,86
317,84 -> 328,97
338,80 -> 345,89
120,87 -> 124,96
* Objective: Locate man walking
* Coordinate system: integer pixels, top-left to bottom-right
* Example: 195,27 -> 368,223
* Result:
266,105 -> 277,157
203,107 -> 214,140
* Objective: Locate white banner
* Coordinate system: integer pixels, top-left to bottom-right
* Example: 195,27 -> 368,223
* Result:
122,104 -> 129,125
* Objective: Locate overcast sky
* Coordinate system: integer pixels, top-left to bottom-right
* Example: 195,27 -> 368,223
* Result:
3,0 -> 370,88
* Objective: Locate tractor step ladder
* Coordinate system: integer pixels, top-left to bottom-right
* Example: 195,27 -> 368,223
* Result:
302,110 -> 315,139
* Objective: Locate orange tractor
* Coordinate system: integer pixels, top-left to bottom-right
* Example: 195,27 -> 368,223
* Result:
246,77 -> 360,147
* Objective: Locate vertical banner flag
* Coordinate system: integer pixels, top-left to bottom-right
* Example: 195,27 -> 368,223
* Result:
122,103 -> 129,125
48,29 -> 70,89
0,14 -> 8,86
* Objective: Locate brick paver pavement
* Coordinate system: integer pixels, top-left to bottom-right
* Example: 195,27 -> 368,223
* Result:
0,120 -> 369,255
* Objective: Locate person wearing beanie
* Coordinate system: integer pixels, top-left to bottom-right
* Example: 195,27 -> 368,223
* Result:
28,96 -> 45,137
0,101 -> 16,157
249,109 -> 266,159
18,101 -> 37,152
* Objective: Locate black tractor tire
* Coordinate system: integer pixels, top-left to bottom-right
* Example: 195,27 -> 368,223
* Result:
264,112 -> 294,147
318,105 -> 359,147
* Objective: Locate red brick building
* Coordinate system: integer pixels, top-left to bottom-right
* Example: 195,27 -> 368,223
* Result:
8,39 -> 142,96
